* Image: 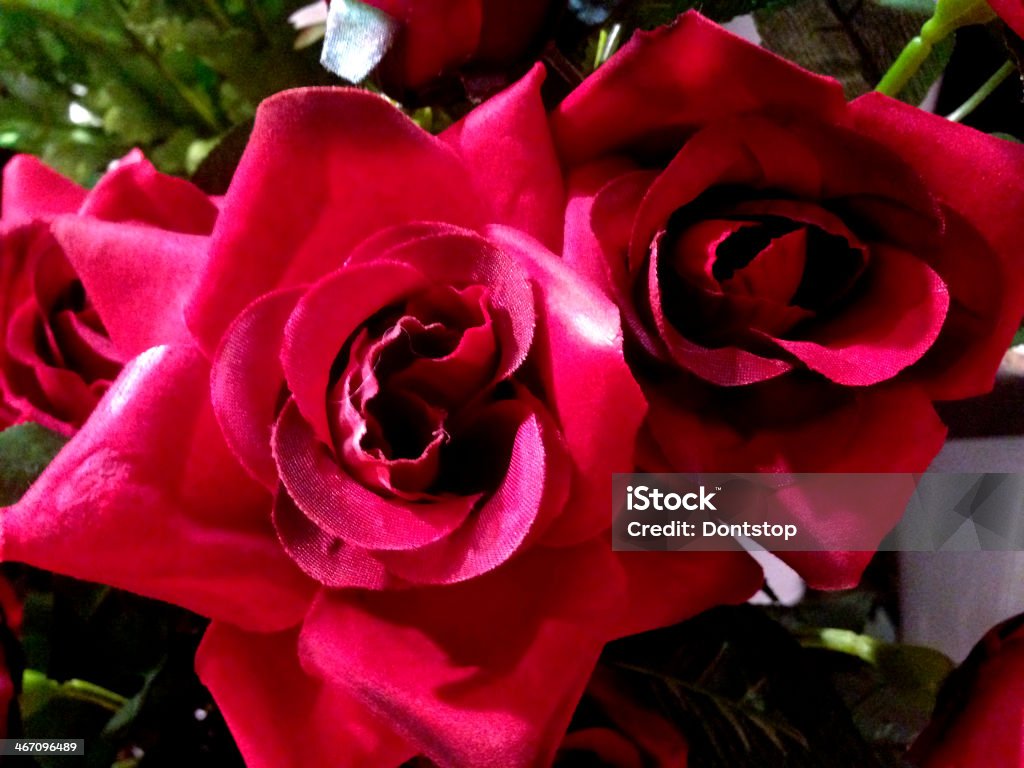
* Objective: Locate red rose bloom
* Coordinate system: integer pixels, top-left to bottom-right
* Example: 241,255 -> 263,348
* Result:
911,615 -> 1024,767
0,153 -> 217,434
486,12 -> 1024,588
364,0 -> 555,94
1,81 -> 761,767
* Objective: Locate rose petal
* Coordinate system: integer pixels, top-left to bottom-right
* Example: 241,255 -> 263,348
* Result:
79,153 -> 217,235
488,225 -> 647,546
909,208 -> 1014,400
212,287 -> 305,488
372,0 -> 482,88
1,156 -> 86,223
51,217 -> 210,357
196,623 -> 414,768
851,93 -> 1024,398
443,64 -> 564,251
768,245 -> 949,385
273,489 -> 400,590
551,11 -> 846,165
1,345 -> 316,631
272,398 -> 476,551
298,541 -> 625,767
643,376 -> 947,588
187,88 -> 485,354
613,550 -> 763,638
282,260 -> 425,445
375,398 -> 560,584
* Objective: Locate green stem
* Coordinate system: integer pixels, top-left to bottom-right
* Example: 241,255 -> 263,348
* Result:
946,61 -> 1016,122
875,37 -> 933,98
60,679 -> 129,713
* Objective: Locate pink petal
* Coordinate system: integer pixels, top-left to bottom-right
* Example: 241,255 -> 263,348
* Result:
443,64 -> 565,251
282,259 -> 425,445
298,541 -> 625,767
196,623 -> 414,768
850,93 -> 1024,398
1,345 -> 316,631
212,287 -> 304,488
488,225 -> 647,545
51,217 -> 210,357
272,398 -> 476,551
187,88 -> 486,354
551,11 -> 846,165
1,156 -> 86,223
80,153 -> 217,235
375,398 -> 564,584
769,245 -> 949,385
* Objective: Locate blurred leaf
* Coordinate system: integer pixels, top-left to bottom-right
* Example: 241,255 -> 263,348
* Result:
0,423 -> 67,506
756,0 -> 950,102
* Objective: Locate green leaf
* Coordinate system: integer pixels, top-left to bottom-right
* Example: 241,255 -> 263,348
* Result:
0,423 -> 67,506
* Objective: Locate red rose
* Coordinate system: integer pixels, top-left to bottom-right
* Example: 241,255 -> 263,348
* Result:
464,12 -> 1024,588
0,153 -> 217,434
910,615 -> 1024,767
2,83 -> 761,766
364,0 -> 555,94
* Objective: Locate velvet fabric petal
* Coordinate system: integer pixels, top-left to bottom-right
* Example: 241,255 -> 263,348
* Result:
613,550 -> 763,638
299,541 -> 625,768
1,345 -> 316,631
443,64 -> 565,251
282,260 -> 426,446
550,11 -> 847,165
1,155 -> 86,223
273,399 -> 476,552
79,153 -> 218,235
51,217 -> 210,358
488,225 -> 646,545
643,377 -> 947,588
849,93 -> 1024,398
187,88 -> 486,354
768,246 -> 948,385
196,623 -> 415,768
212,287 -> 304,488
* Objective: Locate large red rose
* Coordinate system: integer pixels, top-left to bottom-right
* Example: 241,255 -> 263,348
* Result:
910,614 -> 1024,767
361,0 -> 556,95
0,153 -> 217,434
458,12 -> 1024,588
1,81 -> 761,767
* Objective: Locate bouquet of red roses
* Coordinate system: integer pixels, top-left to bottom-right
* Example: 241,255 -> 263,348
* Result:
1,0 -> 1024,765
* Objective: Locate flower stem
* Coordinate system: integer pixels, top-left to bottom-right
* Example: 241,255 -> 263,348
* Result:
946,61 -> 1016,122
875,0 -> 997,97
875,37 -> 934,98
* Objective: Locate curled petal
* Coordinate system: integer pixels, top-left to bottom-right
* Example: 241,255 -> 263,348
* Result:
272,398 -> 476,552
213,287 -> 305,487
187,88 -> 485,354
